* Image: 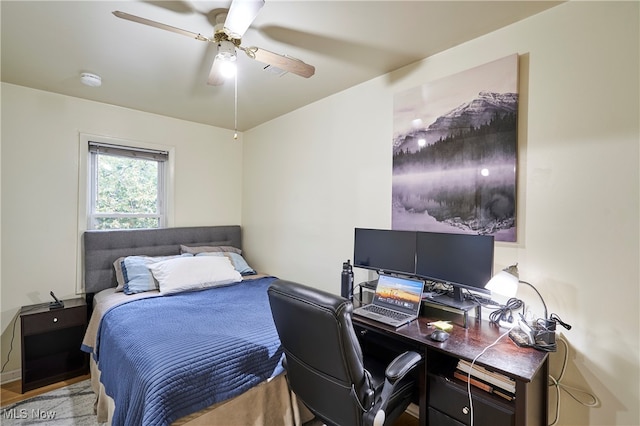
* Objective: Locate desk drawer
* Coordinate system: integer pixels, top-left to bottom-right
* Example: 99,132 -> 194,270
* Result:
22,307 -> 86,336
428,407 -> 466,426
429,375 -> 514,426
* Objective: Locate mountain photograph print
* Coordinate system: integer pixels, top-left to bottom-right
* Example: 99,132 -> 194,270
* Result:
392,54 -> 518,242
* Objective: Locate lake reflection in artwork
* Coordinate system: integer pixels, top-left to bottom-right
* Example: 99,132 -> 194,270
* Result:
392,55 -> 519,242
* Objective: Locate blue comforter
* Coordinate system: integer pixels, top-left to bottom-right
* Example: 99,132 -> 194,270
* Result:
93,276 -> 284,426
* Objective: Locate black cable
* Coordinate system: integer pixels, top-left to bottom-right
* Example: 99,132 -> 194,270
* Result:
352,283 -> 363,304
465,291 -> 501,307
1,315 -> 19,373
530,317 -> 558,352
488,298 -> 524,325
550,313 -> 572,330
424,280 -> 448,296
1,305 -> 42,373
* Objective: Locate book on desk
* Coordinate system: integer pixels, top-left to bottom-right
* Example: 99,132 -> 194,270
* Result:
455,359 -> 516,401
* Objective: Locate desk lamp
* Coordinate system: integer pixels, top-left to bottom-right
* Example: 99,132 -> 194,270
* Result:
485,263 -> 548,320
485,264 -> 567,350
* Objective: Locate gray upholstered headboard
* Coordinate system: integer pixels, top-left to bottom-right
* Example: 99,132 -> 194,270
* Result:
83,225 -> 242,295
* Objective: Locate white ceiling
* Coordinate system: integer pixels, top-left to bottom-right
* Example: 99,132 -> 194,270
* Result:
1,1 -> 562,131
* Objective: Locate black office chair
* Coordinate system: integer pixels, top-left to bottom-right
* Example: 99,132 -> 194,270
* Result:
268,280 -> 422,426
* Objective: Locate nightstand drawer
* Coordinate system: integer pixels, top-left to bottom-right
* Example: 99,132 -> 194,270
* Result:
21,306 -> 86,336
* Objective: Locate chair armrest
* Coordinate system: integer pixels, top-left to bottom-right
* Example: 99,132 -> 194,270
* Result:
368,351 -> 423,426
385,351 -> 423,384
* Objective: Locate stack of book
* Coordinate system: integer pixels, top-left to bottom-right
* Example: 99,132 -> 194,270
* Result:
454,359 -> 516,401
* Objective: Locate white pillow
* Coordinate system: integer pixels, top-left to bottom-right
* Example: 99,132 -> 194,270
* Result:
148,255 -> 241,295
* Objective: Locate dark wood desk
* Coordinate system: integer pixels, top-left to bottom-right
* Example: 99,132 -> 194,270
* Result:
352,314 -> 549,426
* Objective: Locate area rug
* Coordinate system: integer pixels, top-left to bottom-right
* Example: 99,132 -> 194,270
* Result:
1,380 -> 104,425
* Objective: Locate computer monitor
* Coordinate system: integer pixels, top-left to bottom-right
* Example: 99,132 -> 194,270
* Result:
353,228 -> 416,276
415,231 -> 494,306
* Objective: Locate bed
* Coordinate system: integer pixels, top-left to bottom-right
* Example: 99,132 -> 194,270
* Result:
80,225 -> 313,426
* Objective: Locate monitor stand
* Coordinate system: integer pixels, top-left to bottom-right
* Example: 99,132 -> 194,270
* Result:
357,279 -> 379,304
423,287 -> 481,328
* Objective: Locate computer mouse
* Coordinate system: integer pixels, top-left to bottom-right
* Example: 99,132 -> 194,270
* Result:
430,330 -> 450,342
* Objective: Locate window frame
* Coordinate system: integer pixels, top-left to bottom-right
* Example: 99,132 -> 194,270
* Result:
87,141 -> 169,230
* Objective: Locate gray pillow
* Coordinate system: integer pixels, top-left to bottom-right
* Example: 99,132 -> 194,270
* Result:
180,244 -> 241,255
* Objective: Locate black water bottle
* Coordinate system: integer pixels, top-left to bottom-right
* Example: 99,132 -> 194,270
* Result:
341,260 -> 354,301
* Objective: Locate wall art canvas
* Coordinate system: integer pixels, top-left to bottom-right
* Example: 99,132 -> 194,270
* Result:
392,54 -> 518,242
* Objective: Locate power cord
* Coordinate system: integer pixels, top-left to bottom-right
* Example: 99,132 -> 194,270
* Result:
423,280 -> 449,297
488,297 -> 524,325
548,335 -> 599,425
530,318 -> 558,352
1,305 -> 42,374
465,332 -> 598,426
465,301 -> 594,426
464,290 -> 501,307
352,283 -> 363,304
467,325 -> 515,426
1,313 -> 20,373
529,313 -> 572,352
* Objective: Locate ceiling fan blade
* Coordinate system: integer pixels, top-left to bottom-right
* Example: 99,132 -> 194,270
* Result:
247,47 -> 315,78
112,11 -> 210,42
207,57 -> 226,86
223,0 -> 264,39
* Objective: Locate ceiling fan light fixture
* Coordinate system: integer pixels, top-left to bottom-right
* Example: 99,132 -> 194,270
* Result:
80,72 -> 102,87
219,60 -> 237,79
216,40 -> 237,62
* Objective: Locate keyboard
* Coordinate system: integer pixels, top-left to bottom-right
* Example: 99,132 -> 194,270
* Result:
362,305 -> 411,321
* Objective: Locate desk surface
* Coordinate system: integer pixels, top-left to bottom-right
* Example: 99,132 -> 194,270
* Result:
353,314 -> 548,383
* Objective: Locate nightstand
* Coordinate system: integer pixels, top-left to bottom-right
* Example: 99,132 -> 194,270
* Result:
20,298 -> 89,393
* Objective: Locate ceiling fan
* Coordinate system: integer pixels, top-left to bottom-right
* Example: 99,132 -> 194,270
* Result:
113,0 -> 315,86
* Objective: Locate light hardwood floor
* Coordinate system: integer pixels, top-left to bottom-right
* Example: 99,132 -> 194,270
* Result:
0,374 -> 91,408
1,375 -> 418,425
392,411 -> 420,426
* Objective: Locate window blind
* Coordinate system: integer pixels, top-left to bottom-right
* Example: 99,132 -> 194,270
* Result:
88,141 -> 168,162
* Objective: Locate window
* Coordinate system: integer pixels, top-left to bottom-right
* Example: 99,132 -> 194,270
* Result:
88,141 -> 168,230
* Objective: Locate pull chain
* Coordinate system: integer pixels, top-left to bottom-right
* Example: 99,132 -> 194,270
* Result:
233,68 -> 238,140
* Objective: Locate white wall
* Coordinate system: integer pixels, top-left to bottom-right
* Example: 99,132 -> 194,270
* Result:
242,2 -> 639,425
1,2 -> 638,424
0,83 -> 243,374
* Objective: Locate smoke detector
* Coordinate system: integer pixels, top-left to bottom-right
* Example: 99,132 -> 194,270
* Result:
80,72 -> 102,87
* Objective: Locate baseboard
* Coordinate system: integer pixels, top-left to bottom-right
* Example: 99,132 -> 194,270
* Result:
405,403 -> 419,418
0,369 -> 21,385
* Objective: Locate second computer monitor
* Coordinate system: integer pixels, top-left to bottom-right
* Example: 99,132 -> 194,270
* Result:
415,231 -> 494,301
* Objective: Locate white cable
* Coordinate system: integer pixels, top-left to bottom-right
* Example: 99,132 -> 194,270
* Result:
468,325 -> 515,426
548,336 -> 599,425
466,330 -> 599,426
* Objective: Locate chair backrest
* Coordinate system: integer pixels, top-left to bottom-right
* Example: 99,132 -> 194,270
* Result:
268,280 -> 373,426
